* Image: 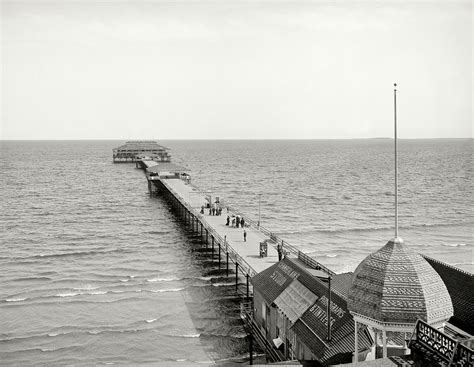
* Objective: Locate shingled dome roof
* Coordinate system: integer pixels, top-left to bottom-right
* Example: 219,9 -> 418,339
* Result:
348,238 -> 453,326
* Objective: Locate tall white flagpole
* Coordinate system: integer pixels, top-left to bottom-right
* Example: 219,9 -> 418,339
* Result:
394,83 -> 399,240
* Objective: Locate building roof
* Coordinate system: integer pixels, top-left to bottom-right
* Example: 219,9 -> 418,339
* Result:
331,272 -> 354,299
113,141 -> 169,151
251,257 -> 300,305
348,239 -> 454,326
292,269 -> 372,364
252,258 -> 373,364
292,310 -> 373,365
146,163 -> 189,174
423,256 -> 474,335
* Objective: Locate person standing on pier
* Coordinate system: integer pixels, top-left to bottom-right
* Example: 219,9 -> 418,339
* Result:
243,230 -> 247,242
277,243 -> 283,261
226,215 -> 230,226
240,217 -> 245,228
236,215 -> 240,228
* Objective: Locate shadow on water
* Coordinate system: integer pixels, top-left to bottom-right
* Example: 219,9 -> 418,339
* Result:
153,195 -> 256,365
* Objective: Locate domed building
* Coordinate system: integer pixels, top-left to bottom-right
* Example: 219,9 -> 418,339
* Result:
348,236 -> 453,360
347,84 -> 454,361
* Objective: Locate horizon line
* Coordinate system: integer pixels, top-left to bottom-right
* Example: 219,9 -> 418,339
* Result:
1,137 -> 472,142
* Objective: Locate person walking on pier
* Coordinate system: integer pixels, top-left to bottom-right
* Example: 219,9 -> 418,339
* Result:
226,215 -> 230,226
243,230 -> 247,242
240,217 -> 245,228
236,215 -> 240,228
277,243 -> 283,261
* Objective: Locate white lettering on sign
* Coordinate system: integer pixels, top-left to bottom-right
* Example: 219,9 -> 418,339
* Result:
277,263 -> 300,280
309,304 -> 335,327
270,271 -> 287,286
319,295 -> 346,319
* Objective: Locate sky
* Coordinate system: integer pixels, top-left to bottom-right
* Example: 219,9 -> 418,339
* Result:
1,0 -> 472,140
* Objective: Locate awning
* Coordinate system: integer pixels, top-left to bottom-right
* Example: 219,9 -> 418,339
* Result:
274,279 -> 318,323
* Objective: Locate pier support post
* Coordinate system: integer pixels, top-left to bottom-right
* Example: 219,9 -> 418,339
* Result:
206,230 -> 209,246
200,223 -> 203,242
246,274 -> 250,301
218,243 -> 221,269
249,331 -> 253,365
226,252 -> 229,276
211,236 -> 214,260
235,263 -> 239,291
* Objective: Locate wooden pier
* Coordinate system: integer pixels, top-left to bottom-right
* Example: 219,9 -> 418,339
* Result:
136,158 -> 333,299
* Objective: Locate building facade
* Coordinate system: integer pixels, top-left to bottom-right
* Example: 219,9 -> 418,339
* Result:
250,257 -> 372,365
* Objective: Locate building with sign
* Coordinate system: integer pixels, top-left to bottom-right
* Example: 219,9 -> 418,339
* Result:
249,257 -> 373,365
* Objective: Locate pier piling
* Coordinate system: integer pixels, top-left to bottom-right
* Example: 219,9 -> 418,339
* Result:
235,263 -> 239,290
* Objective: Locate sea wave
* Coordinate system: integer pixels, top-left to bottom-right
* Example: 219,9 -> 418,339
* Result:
146,277 -> 181,283
211,282 -> 233,287
149,288 -> 185,293
5,248 -> 128,261
4,297 -> 26,302
11,277 -> 52,282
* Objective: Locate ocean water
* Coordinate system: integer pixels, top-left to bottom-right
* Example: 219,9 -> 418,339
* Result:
0,139 -> 472,365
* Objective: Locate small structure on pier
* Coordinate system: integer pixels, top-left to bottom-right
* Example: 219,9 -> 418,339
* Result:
113,141 -> 171,163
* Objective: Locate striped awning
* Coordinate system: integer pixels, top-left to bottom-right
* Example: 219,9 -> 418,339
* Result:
274,279 -> 318,324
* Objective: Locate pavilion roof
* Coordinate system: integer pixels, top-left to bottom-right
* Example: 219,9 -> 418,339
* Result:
348,239 -> 454,326
113,141 -> 169,151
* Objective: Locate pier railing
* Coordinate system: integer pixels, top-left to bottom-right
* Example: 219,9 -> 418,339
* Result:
240,301 -> 285,363
409,319 -> 473,366
219,199 -> 335,276
155,176 -> 334,277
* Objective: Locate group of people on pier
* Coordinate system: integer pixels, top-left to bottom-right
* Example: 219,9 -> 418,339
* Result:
200,203 -> 222,216
226,214 -> 245,229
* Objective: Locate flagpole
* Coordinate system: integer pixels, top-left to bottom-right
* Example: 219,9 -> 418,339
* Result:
394,83 -> 399,240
